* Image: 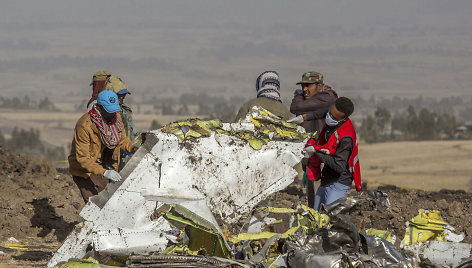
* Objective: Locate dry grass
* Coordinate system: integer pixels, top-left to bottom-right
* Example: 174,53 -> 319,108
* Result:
359,140 -> 472,192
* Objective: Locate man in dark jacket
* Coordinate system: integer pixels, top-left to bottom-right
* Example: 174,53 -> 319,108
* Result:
289,72 -> 338,133
289,71 -> 338,208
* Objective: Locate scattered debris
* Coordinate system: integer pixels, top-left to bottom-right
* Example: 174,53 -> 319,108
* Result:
7,237 -> 19,243
401,209 -> 464,246
403,241 -> 472,267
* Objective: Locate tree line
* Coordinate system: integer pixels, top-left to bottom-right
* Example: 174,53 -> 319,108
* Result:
0,128 -> 65,161
0,96 -> 57,110
359,105 -> 464,143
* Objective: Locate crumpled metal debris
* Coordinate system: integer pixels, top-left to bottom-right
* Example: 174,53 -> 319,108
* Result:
366,228 -> 396,244
127,253 -> 248,268
230,205 -> 330,244
48,111 -> 306,267
400,209 -> 464,247
371,190 -> 390,212
161,118 -> 223,143
403,241 -> 472,268
283,197 -> 416,268
287,249 -> 344,268
160,107 -> 308,150
360,234 -> 416,268
230,107 -> 309,150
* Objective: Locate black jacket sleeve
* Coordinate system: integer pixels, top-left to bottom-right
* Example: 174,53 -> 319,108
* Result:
315,137 -> 353,175
305,107 -> 329,121
290,91 -> 335,115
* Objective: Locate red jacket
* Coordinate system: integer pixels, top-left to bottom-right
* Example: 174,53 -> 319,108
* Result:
305,119 -> 361,191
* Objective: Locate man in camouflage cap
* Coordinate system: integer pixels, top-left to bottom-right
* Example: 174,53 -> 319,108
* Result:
290,71 -> 338,133
289,71 -> 338,208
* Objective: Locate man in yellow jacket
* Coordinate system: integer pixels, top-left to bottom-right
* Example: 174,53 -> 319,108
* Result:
69,90 -> 135,202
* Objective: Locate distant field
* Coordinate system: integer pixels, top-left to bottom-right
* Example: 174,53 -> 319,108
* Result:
359,140 -> 472,192
0,109 -> 193,149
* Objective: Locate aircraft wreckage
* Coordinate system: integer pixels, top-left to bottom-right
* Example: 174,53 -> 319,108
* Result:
49,107 -> 309,267
48,107 -> 471,268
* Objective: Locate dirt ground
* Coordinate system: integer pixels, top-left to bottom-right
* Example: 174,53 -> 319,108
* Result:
0,146 -> 83,267
1,144 -> 472,267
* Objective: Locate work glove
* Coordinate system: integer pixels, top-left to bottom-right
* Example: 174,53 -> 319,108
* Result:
287,115 -> 304,125
103,170 -> 122,182
302,171 -> 308,188
302,145 -> 316,159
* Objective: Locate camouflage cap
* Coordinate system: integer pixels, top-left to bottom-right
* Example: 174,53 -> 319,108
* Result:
90,70 -> 111,85
296,72 -> 323,85
104,75 -> 127,94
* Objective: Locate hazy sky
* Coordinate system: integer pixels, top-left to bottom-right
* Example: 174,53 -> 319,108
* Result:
1,1 -> 472,103
3,1 -> 472,29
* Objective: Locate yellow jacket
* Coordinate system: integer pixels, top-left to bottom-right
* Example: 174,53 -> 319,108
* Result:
68,113 -> 134,178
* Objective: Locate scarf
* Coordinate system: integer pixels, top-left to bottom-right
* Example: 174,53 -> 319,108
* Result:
89,105 -> 123,149
256,71 -> 281,102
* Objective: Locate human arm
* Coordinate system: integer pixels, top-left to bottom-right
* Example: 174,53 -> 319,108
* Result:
314,137 -> 353,175
74,121 -> 107,176
305,107 -> 329,121
290,91 -> 334,115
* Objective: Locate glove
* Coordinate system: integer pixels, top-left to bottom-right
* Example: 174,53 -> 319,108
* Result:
103,170 -> 122,182
287,115 -> 304,124
302,145 -> 316,159
302,171 -> 308,188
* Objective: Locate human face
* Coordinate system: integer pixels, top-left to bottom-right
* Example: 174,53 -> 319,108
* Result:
329,104 -> 346,122
301,83 -> 320,99
118,94 -> 126,106
97,105 -> 116,122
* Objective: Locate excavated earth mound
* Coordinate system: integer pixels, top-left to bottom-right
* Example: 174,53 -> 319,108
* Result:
0,146 -> 83,267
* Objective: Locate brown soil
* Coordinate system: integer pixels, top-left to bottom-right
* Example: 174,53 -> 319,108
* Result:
0,146 -> 83,267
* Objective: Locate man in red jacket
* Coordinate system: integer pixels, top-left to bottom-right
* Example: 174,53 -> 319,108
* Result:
303,97 -> 361,211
